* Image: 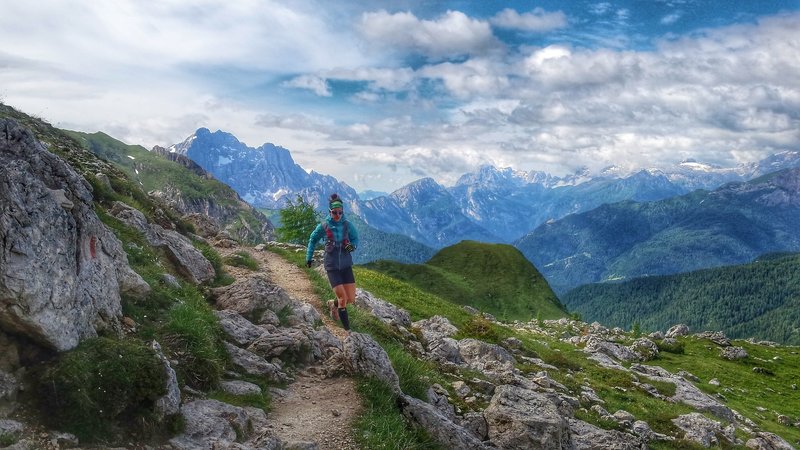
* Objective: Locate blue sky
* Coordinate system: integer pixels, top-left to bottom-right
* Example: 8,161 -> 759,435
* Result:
1,1 -> 799,192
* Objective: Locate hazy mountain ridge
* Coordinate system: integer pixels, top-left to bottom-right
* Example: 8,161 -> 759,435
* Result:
355,177 -> 501,248
167,128 -> 800,249
169,128 -> 358,209
516,168 -> 800,294
342,214 -> 437,265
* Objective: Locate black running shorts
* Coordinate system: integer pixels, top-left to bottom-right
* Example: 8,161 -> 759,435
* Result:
326,266 -> 356,287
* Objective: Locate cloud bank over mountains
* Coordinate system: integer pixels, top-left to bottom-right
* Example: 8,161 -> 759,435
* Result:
1,1 -> 798,192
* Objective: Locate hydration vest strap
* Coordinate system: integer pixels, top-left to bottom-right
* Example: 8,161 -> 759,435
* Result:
322,221 -> 349,245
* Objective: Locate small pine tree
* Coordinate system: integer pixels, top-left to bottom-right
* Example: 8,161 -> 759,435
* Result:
276,195 -> 319,245
631,321 -> 642,338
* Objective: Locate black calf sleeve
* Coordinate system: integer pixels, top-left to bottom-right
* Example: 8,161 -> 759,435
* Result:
338,308 -> 350,330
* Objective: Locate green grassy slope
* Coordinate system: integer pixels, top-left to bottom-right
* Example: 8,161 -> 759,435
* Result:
562,253 -> 800,345
365,240 -> 567,322
332,260 -> 800,447
66,131 -> 234,203
65,130 -> 270,243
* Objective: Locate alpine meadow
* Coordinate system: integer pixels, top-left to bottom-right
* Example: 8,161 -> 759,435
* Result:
2,1 -> 800,449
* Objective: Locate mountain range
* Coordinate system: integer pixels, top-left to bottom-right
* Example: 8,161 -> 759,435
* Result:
3,102 -> 800,448
168,128 -> 800,250
516,168 -> 800,294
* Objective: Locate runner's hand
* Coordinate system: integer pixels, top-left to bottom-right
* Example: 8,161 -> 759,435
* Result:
344,243 -> 355,253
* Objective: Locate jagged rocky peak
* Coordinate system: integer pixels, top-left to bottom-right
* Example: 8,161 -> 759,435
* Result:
390,177 -> 448,205
751,150 -> 800,176
164,128 -> 353,209
455,165 -> 528,188
169,127 -> 245,156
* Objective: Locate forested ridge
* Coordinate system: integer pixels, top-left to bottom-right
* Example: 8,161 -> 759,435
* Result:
562,253 -> 800,345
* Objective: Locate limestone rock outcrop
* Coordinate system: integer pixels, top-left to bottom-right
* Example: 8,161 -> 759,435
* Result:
483,384 -> 573,449
0,119 -> 149,351
109,201 -> 214,285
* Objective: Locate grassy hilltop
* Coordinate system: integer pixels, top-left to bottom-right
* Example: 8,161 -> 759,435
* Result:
365,240 -> 567,322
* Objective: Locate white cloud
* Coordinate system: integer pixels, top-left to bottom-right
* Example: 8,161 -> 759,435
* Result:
325,66 -> 416,92
283,75 -> 332,97
230,11 -> 800,188
0,0 -> 367,86
1,1 -> 798,193
589,2 -> 614,16
358,10 -> 500,59
420,58 -> 510,98
660,11 -> 683,25
490,8 -> 567,32
364,145 -> 494,182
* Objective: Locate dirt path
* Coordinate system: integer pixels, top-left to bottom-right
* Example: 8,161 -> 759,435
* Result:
217,244 -> 361,450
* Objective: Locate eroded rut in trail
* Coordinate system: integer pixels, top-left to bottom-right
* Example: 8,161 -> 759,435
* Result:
218,245 -> 361,450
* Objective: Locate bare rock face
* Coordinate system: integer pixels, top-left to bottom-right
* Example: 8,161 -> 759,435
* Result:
214,310 -> 266,346
181,213 -> 221,238
355,288 -> 411,327
413,315 -> 463,365
223,341 -> 287,383
484,385 -> 574,449
720,346 -> 748,360
569,419 -> 644,449
398,394 -> 491,450
458,338 -> 516,375
169,399 -> 274,450
212,276 -> 293,323
631,364 -> 735,422
666,324 -> 689,338
745,432 -> 796,450
0,119 -> 149,351
584,337 -> 640,363
151,340 -> 181,419
109,201 -> 214,285
672,412 -> 738,447
342,332 -> 401,394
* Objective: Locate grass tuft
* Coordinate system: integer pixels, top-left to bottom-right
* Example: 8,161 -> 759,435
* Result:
195,240 -> 235,286
0,432 -> 19,447
456,315 -> 501,343
657,339 -> 686,354
223,251 -> 260,271
354,377 -> 442,450
162,287 -> 228,390
39,337 -> 167,441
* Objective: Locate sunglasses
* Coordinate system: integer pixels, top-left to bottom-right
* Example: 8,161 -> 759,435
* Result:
330,210 -> 343,216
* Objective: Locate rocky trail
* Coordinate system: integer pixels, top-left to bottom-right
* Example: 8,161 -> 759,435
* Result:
217,244 -> 362,450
